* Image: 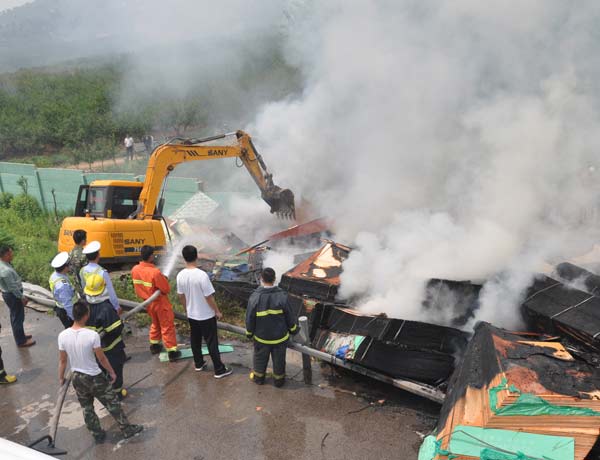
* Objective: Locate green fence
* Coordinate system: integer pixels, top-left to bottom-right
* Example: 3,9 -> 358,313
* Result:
0,162 -> 200,216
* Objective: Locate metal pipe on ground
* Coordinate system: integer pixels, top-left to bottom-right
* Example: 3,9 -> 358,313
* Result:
25,290 -> 445,406
118,299 -> 445,403
24,290 -> 160,455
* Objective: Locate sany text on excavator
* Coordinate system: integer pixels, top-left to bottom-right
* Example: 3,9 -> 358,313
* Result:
57,130 -> 295,264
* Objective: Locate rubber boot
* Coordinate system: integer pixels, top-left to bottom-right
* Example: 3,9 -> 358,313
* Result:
0,371 -> 17,384
93,430 -> 107,444
250,371 -> 264,385
122,424 -> 144,439
149,344 -> 163,355
168,350 -> 182,362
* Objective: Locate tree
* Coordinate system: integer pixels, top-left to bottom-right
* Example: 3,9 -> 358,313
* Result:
17,176 -> 28,195
156,96 -> 206,136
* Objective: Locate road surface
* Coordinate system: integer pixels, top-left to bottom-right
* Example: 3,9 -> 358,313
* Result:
0,305 -> 438,460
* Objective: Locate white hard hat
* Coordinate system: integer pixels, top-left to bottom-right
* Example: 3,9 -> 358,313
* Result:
51,252 -> 70,268
82,240 -> 101,255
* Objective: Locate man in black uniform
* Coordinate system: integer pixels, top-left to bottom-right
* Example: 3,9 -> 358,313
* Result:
245,268 -> 298,388
85,300 -> 127,399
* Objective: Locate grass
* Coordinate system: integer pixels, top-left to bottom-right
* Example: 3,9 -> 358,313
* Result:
0,195 -> 62,286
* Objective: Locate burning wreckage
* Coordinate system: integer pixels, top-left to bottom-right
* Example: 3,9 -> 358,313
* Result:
174,217 -> 478,387
172,216 -> 600,459
419,262 -> 600,460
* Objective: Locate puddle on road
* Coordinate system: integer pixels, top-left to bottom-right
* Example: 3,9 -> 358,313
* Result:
12,389 -> 113,435
12,394 -> 53,435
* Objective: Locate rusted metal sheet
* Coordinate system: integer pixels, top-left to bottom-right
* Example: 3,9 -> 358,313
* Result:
279,241 -> 350,301
267,217 -> 331,242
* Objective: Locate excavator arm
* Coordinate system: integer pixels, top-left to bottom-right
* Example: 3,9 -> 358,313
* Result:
135,130 -> 295,220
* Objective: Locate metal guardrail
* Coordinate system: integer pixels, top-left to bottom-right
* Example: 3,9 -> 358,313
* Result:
24,288 -> 445,404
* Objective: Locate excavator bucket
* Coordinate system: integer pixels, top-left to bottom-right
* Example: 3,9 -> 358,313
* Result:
262,188 -> 295,219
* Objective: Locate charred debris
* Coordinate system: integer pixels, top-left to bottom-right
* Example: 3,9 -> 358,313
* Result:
171,215 -> 600,459
420,262 -> 600,459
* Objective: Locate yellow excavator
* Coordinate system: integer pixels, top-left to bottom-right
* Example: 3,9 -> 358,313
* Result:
57,130 -> 295,264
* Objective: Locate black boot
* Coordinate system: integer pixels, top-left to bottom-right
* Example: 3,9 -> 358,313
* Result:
122,424 -> 143,439
168,350 -> 182,362
250,371 -> 264,385
149,344 -> 163,355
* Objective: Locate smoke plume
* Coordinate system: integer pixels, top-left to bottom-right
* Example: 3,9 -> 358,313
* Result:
251,1 -> 600,328
8,1 -> 600,329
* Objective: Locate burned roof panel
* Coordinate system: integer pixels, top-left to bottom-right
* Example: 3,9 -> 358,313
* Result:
267,218 -> 331,241
521,275 -> 600,351
310,302 -> 469,384
280,241 -> 351,301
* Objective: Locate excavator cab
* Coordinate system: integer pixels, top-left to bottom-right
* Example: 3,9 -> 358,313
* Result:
59,180 -> 163,265
74,181 -> 143,219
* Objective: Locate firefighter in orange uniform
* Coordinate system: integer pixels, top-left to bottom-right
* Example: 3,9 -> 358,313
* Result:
131,246 -> 181,362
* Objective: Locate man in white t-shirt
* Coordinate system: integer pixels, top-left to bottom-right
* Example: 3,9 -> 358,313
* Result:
124,135 -> 134,161
176,245 -> 232,378
58,301 -> 143,443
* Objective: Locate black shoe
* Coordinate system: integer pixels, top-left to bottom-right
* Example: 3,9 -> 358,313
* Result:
214,367 -> 232,379
168,350 -> 182,362
149,344 -> 163,355
194,363 -> 207,372
93,430 -> 107,444
122,424 -> 143,439
274,378 -> 285,388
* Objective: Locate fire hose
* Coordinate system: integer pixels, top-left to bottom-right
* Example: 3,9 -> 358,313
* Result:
23,286 -> 444,455
25,290 -> 160,455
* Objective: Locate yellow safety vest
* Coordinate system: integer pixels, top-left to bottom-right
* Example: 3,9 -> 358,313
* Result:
48,272 -> 79,309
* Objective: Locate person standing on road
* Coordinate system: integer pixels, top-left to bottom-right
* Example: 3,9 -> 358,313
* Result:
58,301 -> 143,443
176,245 -> 232,378
0,323 -> 17,384
49,252 -> 77,329
143,134 -> 154,156
131,245 -> 181,361
79,241 -> 127,397
0,245 -> 35,347
86,291 -> 128,399
80,241 -> 121,315
124,135 -> 134,161
69,229 -> 88,295
246,268 -> 298,388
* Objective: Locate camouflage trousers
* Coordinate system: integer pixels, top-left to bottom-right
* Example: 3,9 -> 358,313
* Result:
72,371 -> 130,436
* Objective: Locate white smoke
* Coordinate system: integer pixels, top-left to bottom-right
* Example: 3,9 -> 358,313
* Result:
9,1 -> 600,329
262,250 -> 296,284
251,1 -> 600,328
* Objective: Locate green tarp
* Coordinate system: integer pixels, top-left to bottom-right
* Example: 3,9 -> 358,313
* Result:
489,378 -> 600,417
418,426 -> 574,460
158,345 -> 234,363
449,426 -> 573,460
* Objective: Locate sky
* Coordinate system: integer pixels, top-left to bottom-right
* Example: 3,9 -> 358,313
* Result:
0,0 -> 31,13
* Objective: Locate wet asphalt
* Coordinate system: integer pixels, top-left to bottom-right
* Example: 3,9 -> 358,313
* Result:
0,305 -> 439,460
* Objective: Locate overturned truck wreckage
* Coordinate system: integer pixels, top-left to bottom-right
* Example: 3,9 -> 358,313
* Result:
420,322 -> 600,460
521,269 -> 600,353
278,241 -> 481,389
